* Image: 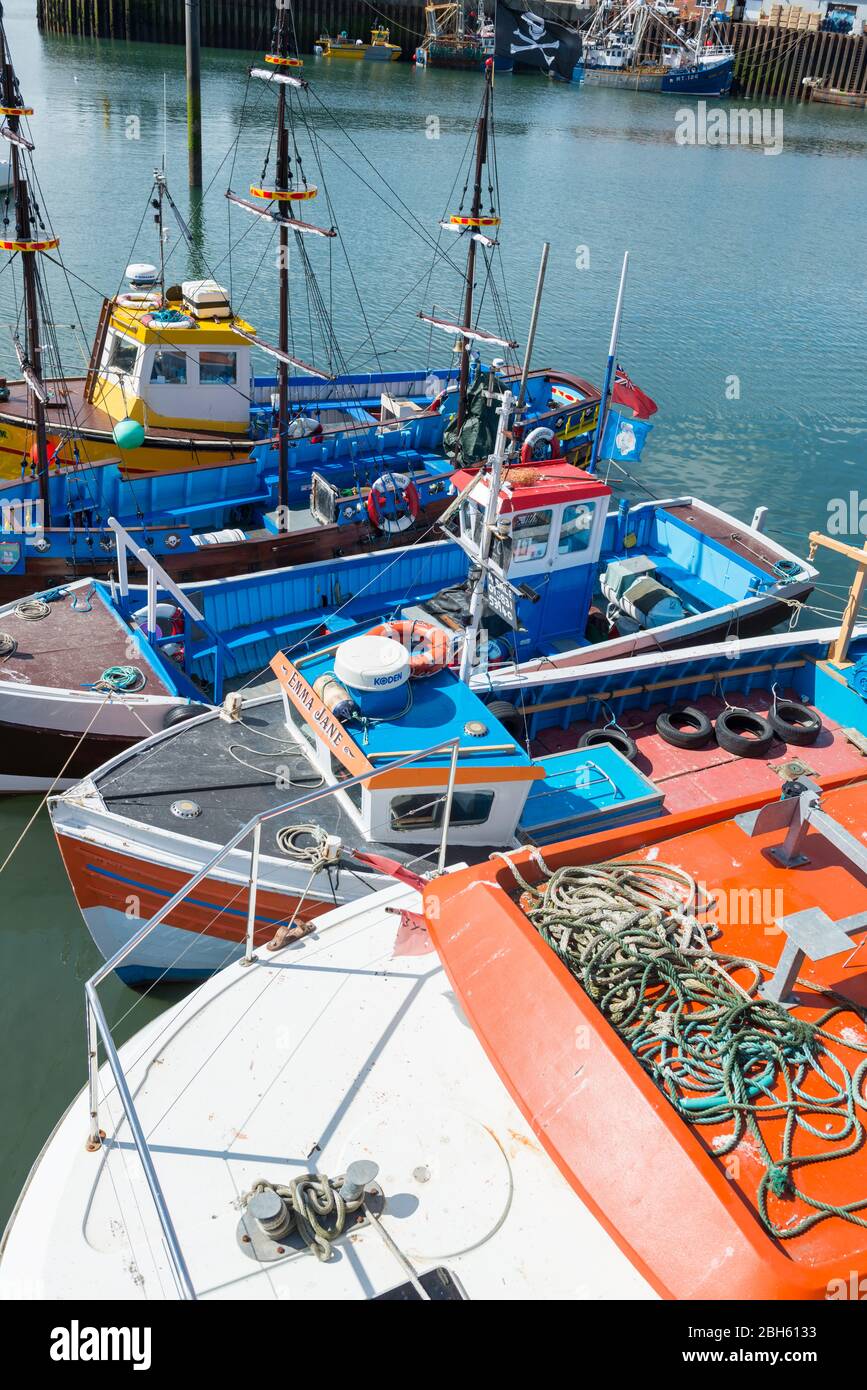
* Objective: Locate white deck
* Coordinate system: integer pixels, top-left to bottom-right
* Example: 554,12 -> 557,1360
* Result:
1,882 -> 653,1301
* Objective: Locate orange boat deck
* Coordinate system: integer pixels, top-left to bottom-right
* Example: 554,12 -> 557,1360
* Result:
425,779 -> 867,1299
530,684 -> 866,815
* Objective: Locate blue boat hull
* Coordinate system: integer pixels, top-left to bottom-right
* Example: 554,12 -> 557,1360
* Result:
660,58 -> 735,97
574,56 -> 734,97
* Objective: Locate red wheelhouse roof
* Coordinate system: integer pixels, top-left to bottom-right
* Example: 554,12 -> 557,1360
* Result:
454,461 -> 611,514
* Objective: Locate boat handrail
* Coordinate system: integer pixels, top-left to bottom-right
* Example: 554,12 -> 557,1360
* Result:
83,733 -> 462,1301
107,515 -> 232,701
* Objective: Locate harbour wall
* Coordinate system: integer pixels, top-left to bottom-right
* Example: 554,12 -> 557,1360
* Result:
35,2 -> 867,102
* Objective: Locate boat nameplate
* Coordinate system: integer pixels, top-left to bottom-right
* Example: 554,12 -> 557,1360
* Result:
270,651 -> 374,780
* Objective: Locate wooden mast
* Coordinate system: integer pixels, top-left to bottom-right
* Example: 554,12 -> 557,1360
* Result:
0,6 -> 51,524
274,6 -> 291,527
454,60 -> 492,444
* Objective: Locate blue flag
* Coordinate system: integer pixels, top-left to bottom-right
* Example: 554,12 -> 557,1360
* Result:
599,409 -> 653,464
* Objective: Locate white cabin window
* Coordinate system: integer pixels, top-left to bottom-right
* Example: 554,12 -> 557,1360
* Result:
509,509 -> 552,564
107,334 -> 139,376
200,350 -> 237,385
150,349 -> 188,385
460,499 -> 484,548
389,790 -> 494,831
558,501 -> 596,554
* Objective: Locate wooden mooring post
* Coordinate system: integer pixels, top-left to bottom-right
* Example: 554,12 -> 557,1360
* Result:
185,0 -> 202,189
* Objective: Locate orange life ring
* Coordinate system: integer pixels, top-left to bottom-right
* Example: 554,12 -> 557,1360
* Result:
366,471 -> 421,535
520,426 -> 562,466
368,620 -> 451,678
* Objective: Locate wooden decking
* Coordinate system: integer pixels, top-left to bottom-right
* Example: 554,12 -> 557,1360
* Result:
0,587 -> 168,693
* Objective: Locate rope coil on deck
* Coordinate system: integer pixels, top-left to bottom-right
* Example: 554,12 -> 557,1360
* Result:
241,1175 -> 364,1261
495,852 -> 867,1240
14,597 -> 51,621
86,665 -> 146,693
275,823 -> 330,866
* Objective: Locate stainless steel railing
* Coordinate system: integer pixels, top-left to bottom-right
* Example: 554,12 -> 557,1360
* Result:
84,735 -> 461,1301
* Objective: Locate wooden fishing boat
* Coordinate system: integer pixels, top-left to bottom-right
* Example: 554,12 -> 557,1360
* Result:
0,23 -> 608,598
804,77 -> 867,107
48,593 -> 860,980
5,404 -> 814,795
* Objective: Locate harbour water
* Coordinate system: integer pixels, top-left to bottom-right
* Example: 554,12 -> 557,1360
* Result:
1,0 -> 866,1226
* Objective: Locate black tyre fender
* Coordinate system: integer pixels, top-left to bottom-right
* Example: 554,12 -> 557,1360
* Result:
578,726 -> 638,763
714,707 -> 775,758
768,699 -> 822,747
163,702 -> 208,729
655,703 -> 713,750
484,699 -> 523,739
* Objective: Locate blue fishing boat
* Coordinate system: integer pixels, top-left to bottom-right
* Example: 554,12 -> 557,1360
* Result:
2,379 -> 816,793
0,4 -> 602,599
48,594 -> 864,979
577,0 -> 735,97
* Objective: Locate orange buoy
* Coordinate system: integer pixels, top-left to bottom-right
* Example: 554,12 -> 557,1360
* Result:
29,437 -> 60,468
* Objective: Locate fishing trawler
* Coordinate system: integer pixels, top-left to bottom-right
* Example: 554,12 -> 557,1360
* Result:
577,0 -> 735,95
0,30 -> 604,598
4,619 -> 867,1297
317,26 -> 401,60
4,380 -> 814,793
415,3 -> 497,69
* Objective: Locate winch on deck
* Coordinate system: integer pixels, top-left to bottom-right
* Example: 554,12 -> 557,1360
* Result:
600,554 -> 687,630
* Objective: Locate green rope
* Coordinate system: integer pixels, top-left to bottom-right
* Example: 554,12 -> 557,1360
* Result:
82,665 -> 146,693
496,852 -> 867,1241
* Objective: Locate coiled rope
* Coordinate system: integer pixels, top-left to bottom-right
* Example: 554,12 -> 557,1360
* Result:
85,665 -> 146,693
276,823 -> 330,866
0,632 -> 16,659
496,853 -> 867,1240
241,1174 -> 364,1261
14,597 -> 51,621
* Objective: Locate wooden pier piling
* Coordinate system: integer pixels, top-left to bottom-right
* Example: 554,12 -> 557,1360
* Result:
185,0 -> 202,188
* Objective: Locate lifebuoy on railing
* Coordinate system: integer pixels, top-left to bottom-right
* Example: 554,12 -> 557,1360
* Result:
520,426 -> 562,466
132,603 -> 184,658
368,619 -> 450,678
366,472 -> 420,534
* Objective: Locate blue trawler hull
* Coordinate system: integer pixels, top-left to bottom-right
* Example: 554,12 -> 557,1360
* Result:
574,56 -> 734,98
660,57 -> 734,97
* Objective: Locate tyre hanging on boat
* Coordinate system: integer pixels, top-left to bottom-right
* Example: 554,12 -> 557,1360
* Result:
578,725 -> 638,762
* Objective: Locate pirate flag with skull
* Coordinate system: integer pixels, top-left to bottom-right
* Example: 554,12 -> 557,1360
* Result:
494,2 -> 582,80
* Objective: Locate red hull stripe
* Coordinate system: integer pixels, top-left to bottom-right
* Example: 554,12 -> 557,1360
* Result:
57,832 -> 332,945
